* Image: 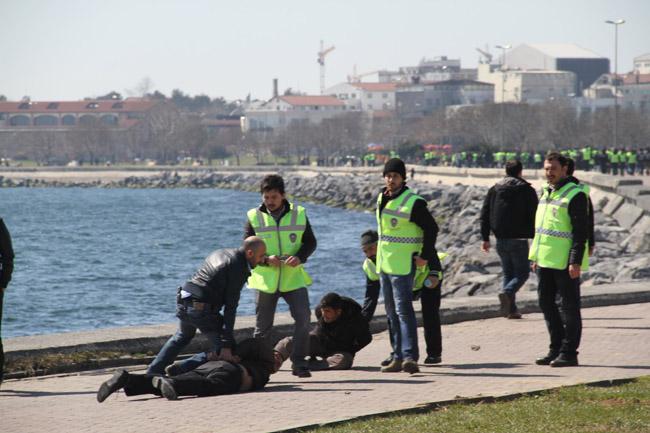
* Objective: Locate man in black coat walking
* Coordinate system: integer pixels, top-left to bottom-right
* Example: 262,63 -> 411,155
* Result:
480,160 -> 538,318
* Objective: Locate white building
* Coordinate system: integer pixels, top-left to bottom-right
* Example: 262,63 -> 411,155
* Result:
504,43 -> 609,92
582,72 -> 650,113
634,53 -> 650,74
325,82 -> 397,112
242,95 -> 346,131
478,64 -> 576,103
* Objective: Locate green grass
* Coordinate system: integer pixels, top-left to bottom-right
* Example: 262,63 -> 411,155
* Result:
301,376 -> 650,433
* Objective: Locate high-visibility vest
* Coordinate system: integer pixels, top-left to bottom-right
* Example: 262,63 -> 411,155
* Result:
247,203 -> 312,293
376,190 -> 424,275
534,153 -> 542,163
627,151 -> 637,164
363,252 -> 448,291
529,182 -> 589,270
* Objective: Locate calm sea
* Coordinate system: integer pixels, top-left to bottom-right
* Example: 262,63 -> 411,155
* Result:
1,187 -> 375,337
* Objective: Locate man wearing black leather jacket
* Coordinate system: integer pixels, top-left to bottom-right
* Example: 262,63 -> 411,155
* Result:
0,217 -> 14,387
146,237 -> 266,375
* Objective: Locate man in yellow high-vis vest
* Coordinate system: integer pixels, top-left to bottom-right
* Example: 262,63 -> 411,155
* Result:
244,174 -> 317,378
529,152 -> 589,368
376,158 -> 443,374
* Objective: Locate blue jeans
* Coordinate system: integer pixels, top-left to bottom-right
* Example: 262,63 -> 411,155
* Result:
380,269 -> 419,361
496,238 -> 530,295
147,301 -> 223,375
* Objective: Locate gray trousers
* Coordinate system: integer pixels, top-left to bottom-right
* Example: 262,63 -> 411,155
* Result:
254,287 -> 311,369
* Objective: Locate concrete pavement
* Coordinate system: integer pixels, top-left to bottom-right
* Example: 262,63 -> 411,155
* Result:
1,302 -> 649,433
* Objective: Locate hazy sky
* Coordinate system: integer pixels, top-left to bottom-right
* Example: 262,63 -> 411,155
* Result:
2,0 -> 649,102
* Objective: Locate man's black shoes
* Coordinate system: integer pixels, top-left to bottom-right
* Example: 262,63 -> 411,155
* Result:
97,369 -> 129,403
152,376 -> 178,400
292,366 -> 312,378
424,356 -> 442,365
380,355 -> 394,367
535,352 -> 559,365
498,293 -> 511,317
550,353 -> 579,367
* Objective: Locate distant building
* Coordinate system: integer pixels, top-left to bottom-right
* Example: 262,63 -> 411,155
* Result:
504,43 -> 609,93
582,72 -> 650,113
634,53 -> 650,74
396,79 -> 494,118
478,64 -> 576,103
242,95 -> 346,131
0,98 -> 160,130
377,56 -> 476,83
325,82 -> 397,112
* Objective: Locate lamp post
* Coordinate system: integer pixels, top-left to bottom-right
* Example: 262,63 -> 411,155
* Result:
495,44 -> 511,150
605,19 -> 625,151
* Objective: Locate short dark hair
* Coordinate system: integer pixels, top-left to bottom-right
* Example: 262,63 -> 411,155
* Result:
505,159 -> 522,177
260,174 -> 285,194
545,151 -> 568,167
319,292 -> 342,310
566,158 -> 575,175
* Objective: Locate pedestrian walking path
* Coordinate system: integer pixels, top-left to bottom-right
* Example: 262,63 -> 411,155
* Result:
2,302 -> 649,433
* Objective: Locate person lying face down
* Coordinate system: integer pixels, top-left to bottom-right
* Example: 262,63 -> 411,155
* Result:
97,338 -> 281,402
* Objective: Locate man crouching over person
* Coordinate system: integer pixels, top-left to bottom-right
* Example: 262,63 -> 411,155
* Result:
97,338 -> 280,402
274,292 -> 372,371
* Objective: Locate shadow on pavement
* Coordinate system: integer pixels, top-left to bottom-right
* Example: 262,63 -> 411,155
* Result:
584,326 -> 650,330
448,363 -> 527,369
0,389 -> 97,397
582,317 -> 641,321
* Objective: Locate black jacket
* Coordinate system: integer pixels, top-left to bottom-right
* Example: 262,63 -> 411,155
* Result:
480,176 -> 538,241
313,297 -> 372,355
182,248 -> 251,348
244,199 -> 317,264
0,218 -> 14,288
566,176 -> 595,249
378,186 -> 442,274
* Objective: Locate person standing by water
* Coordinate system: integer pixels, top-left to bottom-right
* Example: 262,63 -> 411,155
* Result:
146,237 -> 267,376
480,160 -> 538,319
529,152 -> 589,367
0,217 -> 14,387
245,174 -> 317,378
376,158 -> 442,374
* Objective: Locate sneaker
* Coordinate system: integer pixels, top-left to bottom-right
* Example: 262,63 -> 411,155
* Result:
535,351 -> 559,365
402,359 -> 420,374
550,353 -> 579,368
380,359 -> 402,373
164,362 -> 181,377
380,354 -> 394,367
424,356 -> 442,365
507,312 -> 523,319
97,369 -> 129,403
292,366 -> 312,378
152,376 -> 178,400
498,293 -> 511,317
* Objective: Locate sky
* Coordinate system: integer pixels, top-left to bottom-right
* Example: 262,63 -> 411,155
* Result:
1,0 -> 649,102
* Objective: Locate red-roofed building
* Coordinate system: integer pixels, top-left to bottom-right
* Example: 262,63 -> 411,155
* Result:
242,95 -> 347,131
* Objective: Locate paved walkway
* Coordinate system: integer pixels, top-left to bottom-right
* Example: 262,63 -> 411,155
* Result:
2,302 -> 649,433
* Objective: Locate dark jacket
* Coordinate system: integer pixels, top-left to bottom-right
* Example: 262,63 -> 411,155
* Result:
192,338 -> 274,391
0,218 -> 14,288
566,175 -> 595,249
313,297 -> 372,355
378,186 -> 442,274
545,178 -> 589,266
244,199 -> 317,264
480,176 -> 538,241
182,248 -> 251,348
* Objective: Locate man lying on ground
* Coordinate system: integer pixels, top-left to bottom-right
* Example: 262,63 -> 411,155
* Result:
97,338 -> 280,402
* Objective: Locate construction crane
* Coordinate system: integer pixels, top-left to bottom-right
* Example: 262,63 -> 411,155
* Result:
317,40 -> 335,94
347,65 -> 378,83
476,47 -> 493,64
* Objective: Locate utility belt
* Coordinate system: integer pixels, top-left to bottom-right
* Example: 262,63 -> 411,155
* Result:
176,285 -> 218,313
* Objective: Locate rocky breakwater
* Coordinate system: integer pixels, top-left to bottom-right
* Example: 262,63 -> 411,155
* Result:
5,170 -> 649,298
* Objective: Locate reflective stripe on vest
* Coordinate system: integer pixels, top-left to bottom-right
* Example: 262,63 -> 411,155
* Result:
528,183 -> 589,270
247,203 -> 312,293
376,190 -> 424,275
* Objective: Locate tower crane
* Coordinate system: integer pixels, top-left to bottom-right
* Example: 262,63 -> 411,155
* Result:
347,65 -> 378,83
318,40 -> 335,94
476,47 -> 493,64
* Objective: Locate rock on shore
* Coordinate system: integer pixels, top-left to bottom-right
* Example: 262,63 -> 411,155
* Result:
3,170 -> 648,298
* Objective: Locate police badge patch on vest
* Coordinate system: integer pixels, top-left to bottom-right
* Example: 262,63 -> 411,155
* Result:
289,233 -> 297,243
552,207 -> 558,218
391,218 -> 398,227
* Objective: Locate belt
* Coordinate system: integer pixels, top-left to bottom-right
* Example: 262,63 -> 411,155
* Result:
181,298 -> 214,312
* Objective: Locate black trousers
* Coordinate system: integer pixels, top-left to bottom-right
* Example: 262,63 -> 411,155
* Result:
125,361 -> 242,397
537,267 -> 582,357
420,284 -> 442,358
0,290 -> 4,382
